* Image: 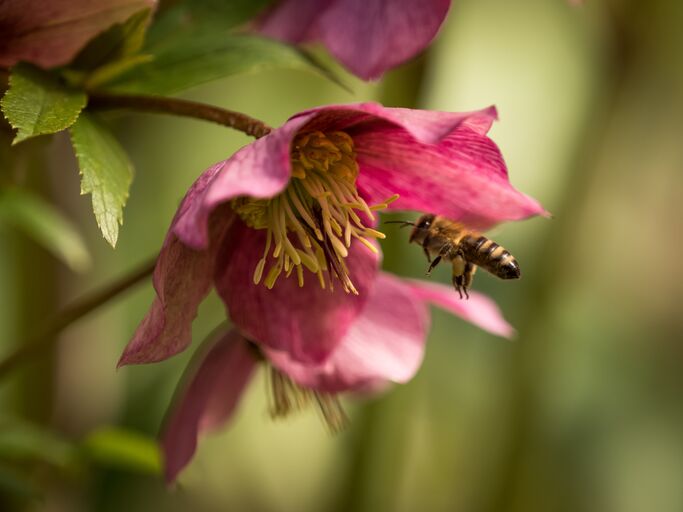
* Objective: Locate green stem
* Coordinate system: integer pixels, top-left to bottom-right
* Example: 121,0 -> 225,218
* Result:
0,258 -> 156,380
88,92 -> 272,139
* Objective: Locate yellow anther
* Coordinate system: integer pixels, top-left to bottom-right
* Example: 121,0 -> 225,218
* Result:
232,130 -> 398,293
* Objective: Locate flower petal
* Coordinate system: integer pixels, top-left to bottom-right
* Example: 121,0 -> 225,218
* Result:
264,272 -> 429,393
118,165 -> 233,366
215,220 -> 380,364
173,114 -> 314,250
161,330 -> 256,483
292,103 -> 497,146
405,279 -> 515,338
0,0 -> 156,68
316,0 -> 451,80
354,116 -> 548,229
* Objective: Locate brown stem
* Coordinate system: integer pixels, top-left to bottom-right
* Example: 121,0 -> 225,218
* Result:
0,258 -> 156,380
88,93 -> 272,139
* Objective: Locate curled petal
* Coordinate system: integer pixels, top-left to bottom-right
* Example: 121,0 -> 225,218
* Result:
264,272 -> 429,393
173,114 -> 314,249
0,0 -> 156,68
405,279 -> 515,338
161,330 -> 256,483
292,103 -> 496,146
215,220 -> 379,364
118,165 -> 233,367
354,111 -> 548,229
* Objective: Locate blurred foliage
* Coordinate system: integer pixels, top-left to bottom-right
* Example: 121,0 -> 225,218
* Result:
2,0 -> 683,511
0,188 -> 90,272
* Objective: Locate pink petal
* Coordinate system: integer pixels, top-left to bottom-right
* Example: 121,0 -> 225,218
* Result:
0,0 -> 156,68
173,104 -> 504,250
257,0 -> 334,42
161,330 -> 256,483
405,279 -> 515,338
316,0 -> 451,80
354,115 -> 548,229
172,114 -> 314,250
118,165 -> 233,366
292,103 -> 495,146
264,272 -> 429,392
214,220 -> 380,364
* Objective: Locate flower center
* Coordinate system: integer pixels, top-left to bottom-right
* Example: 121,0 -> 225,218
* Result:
232,130 -> 398,294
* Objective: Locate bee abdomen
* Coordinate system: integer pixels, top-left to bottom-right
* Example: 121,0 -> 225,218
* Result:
461,235 -> 520,280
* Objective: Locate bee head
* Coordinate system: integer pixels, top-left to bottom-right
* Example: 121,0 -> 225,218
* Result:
409,213 -> 436,244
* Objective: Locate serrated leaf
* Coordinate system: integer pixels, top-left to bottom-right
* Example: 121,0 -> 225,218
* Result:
104,33 -> 342,95
69,113 -> 133,247
0,64 -> 86,144
81,426 -> 161,475
0,188 -> 91,272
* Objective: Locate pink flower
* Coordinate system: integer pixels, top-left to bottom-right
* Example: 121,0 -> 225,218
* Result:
117,102 -> 546,481
257,0 -> 452,80
0,0 -> 156,69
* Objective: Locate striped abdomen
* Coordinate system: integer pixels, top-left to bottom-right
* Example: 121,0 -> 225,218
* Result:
460,235 -> 521,280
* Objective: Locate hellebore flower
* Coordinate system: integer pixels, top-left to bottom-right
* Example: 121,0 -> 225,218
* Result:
257,0 -> 452,80
0,0 -> 156,69
117,102 -> 546,480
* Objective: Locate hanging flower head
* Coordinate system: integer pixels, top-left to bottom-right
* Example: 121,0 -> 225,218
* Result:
119,102 -> 545,367
118,102 -> 547,481
257,0 -> 452,80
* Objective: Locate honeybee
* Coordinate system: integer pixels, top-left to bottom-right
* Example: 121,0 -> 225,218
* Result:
388,214 -> 520,299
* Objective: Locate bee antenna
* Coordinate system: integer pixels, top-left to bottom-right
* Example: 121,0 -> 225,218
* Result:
384,220 -> 415,228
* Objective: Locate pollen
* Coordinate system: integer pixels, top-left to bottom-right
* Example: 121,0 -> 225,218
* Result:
232,130 -> 398,294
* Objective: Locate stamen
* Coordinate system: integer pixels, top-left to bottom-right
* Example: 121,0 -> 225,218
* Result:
231,130 -> 399,293
268,367 -> 349,433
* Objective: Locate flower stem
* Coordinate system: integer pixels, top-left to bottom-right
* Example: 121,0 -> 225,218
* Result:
0,258 -> 156,380
88,93 -> 273,139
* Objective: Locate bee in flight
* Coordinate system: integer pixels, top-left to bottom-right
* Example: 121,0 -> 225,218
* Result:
387,214 -> 520,299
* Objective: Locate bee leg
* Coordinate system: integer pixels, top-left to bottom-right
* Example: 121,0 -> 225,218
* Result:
426,244 -> 452,275
452,276 -> 464,299
451,251 -> 467,299
461,262 -> 477,300
421,234 -> 432,262
427,256 -> 441,275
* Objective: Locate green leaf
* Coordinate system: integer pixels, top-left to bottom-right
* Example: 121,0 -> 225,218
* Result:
147,0 -> 272,45
0,64 -> 87,144
72,9 -> 154,71
83,53 -> 155,90
104,33 -> 341,96
81,426 -> 161,475
0,188 -> 91,272
69,113 -> 133,247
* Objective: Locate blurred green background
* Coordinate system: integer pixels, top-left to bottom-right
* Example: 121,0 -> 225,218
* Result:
2,0 -> 683,510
